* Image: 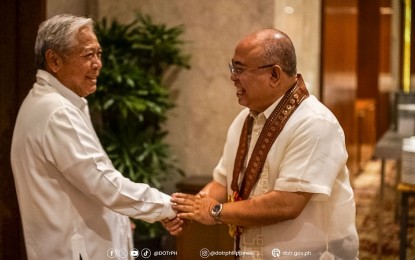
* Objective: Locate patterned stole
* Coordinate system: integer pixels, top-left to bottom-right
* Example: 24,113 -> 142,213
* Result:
228,75 -> 309,250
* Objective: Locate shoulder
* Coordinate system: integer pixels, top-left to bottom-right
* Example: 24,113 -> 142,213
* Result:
32,83 -> 78,113
296,96 -> 341,125
286,95 -> 345,138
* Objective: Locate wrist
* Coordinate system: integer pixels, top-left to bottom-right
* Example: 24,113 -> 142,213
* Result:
210,203 -> 223,224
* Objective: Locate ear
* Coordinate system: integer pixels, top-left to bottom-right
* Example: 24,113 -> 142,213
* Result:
270,65 -> 282,86
45,49 -> 62,73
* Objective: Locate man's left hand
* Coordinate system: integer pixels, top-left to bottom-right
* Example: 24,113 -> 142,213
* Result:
171,192 -> 218,225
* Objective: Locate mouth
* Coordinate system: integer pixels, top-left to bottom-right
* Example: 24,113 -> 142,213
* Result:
236,88 -> 245,96
86,76 -> 98,84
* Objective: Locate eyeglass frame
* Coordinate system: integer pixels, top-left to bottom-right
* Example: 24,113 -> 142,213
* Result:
228,61 -> 277,77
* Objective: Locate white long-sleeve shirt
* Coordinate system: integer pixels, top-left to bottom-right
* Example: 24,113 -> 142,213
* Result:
11,70 -> 176,260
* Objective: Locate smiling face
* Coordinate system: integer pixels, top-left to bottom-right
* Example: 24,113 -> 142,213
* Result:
230,40 -> 278,113
230,30 -> 297,113
47,26 -> 102,97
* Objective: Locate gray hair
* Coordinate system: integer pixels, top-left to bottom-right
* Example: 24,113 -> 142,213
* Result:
260,30 -> 297,77
34,14 -> 94,69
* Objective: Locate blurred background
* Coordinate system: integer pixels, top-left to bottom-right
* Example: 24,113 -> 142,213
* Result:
1,0 -> 414,259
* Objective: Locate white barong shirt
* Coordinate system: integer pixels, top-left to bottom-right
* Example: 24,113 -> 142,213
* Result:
213,92 -> 359,259
11,70 -> 176,260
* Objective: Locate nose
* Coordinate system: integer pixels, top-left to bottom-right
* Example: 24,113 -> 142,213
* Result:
230,72 -> 238,82
92,56 -> 102,70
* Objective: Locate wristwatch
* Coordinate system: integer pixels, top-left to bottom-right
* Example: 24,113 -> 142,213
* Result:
211,203 -> 223,224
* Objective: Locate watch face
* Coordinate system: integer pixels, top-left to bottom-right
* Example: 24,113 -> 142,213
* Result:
213,204 -> 221,213
211,204 -> 222,224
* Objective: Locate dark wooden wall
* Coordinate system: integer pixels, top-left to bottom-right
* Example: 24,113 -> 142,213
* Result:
322,0 -> 359,174
321,0 -> 400,175
0,0 -> 45,259
357,0 -> 381,100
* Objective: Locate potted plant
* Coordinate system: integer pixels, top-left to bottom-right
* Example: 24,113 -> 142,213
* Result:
88,13 -> 190,248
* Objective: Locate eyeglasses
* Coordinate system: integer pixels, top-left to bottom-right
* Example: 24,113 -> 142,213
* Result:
229,61 -> 276,77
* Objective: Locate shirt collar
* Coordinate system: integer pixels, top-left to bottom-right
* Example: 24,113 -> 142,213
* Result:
249,74 -> 303,120
36,69 -> 88,110
249,96 -> 283,121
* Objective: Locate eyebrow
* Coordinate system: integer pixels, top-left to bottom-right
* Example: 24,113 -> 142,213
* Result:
84,46 -> 102,51
79,46 -> 102,53
232,60 -> 247,67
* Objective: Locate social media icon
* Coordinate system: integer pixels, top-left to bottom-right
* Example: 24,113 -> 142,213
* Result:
272,248 -> 281,257
107,248 -> 119,258
130,248 -> 139,258
141,248 -> 151,259
200,248 -> 209,258
119,249 -> 128,258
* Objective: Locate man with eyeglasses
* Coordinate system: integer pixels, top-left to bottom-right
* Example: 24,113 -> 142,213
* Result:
165,29 -> 359,259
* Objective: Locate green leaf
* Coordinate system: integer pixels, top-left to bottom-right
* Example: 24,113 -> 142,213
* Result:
88,11 -> 190,239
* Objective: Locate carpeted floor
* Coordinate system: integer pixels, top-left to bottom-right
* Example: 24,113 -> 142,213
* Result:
354,160 -> 415,259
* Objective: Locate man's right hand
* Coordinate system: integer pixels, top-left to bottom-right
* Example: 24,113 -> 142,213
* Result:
161,217 -> 186,236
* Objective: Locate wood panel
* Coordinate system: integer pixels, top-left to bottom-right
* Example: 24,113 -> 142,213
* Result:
378,0 -> 394,137
355,99 -> 377,170
0,0 -> 45,259
321,0 -> 394,175
357,0 -> 380,99
322,0 -> 359,174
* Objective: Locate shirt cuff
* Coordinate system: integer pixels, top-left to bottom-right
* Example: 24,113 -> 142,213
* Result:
160,192 -> 177,220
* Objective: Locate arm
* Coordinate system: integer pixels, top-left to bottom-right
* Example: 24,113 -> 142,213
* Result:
171,189 -> 312,226
44,107 -> 176,222
199,180 -> 228,203
220,190 -> 312,226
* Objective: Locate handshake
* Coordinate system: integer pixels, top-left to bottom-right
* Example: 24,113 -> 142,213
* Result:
161,192 -> 223,236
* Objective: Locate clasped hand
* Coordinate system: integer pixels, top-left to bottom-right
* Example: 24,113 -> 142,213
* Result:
162,192 -> 219,236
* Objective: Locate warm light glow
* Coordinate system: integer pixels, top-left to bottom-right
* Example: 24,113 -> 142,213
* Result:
284,6 -> 295,14
403,0 -> 412,93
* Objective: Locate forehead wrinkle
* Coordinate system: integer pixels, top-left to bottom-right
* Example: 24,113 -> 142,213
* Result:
70,28 -> 100,54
